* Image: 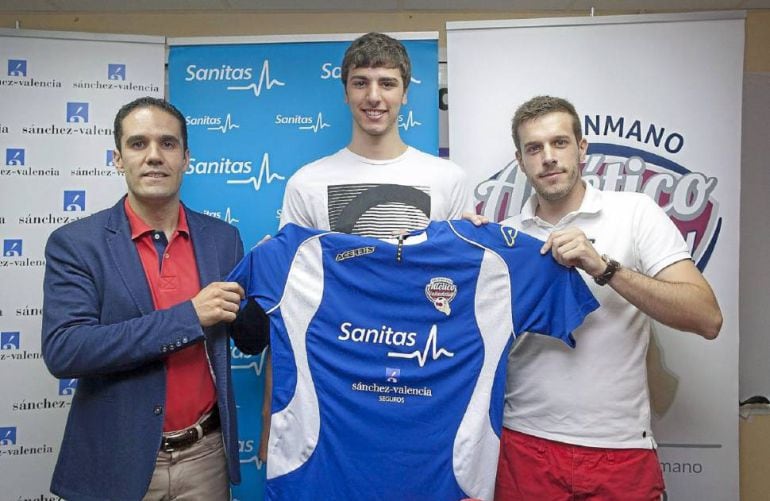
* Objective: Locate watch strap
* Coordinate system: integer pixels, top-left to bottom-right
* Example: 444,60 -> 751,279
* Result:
594,254 -> 620,286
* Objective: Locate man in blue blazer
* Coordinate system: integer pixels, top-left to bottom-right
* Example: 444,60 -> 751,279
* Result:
42,97 -> 244,501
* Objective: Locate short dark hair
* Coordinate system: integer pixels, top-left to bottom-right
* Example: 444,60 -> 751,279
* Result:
341,32 -> 412,90
511,96 -> 582,152
113,97 -> 187,152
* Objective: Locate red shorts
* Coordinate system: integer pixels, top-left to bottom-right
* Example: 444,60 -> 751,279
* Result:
495,428 -> 665,501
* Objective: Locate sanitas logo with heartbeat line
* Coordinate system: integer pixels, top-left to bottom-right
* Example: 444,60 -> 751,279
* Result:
228,60 -> 285,97
226,152 -> 285,191
398,110 -> 422,131
274,112 -> 331,133
338,322 -> 454,367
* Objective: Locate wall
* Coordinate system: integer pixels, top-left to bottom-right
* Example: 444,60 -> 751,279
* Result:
0,9 -> 765,70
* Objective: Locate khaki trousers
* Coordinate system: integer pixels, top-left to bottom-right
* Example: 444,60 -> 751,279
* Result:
143,430 -> 230,501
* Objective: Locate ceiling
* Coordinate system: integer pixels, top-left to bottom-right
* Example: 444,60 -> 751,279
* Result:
1,0 -> 769,13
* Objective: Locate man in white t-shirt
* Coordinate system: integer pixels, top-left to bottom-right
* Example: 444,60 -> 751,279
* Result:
496,96 -> 723,500
279,32 -> 472,236
242,32 -> 473,465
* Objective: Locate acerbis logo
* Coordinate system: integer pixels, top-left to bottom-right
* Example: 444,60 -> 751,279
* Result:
108,63 -> 126,81
106,149 -> 115,166
5,148 -> 24,166
1,331 -> 20,350
66,102 -> 89,123
58,378 -> 78,396
3,239 -> 22,257
335,246 -> 375,262
0,427 -> 16,445
63,190 -> 86,212
7,59 -> 26,77
475,115 -> 721,271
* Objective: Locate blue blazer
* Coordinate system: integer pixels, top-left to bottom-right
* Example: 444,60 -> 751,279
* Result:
42,198 -> 243,501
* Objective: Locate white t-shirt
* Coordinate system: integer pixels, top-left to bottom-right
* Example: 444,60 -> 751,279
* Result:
279,147 -> 472,238
502,181 -> 691,449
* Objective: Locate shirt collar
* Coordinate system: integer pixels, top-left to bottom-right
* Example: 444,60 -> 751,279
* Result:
123,197 -> 189,240
519,180 -> 603,228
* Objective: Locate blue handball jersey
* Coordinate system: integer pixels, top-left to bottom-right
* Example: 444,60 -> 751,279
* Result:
229,220 -> 598,501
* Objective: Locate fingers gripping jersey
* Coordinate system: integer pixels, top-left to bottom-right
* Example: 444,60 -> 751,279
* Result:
229,221 -> 598,501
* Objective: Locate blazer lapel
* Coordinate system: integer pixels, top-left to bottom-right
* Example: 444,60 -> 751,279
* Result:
105,198 -> 154,315
187,207 -> 219,286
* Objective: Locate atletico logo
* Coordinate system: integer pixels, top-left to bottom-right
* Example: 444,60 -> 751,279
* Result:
425,277 -> 457,316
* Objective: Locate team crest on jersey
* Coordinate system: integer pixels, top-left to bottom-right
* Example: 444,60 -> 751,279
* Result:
501,226 -> 518,247
335,246 -> 375,262
425,277 -> 457,316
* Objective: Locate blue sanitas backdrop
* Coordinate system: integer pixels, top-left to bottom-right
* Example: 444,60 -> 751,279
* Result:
168,35 -> 438,500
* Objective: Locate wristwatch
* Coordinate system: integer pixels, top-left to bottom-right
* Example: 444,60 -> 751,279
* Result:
594,254 -> 620,286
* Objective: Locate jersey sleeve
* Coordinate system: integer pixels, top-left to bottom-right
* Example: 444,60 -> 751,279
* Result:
504,227 -> 598,347
449,220 -> 599,347
228,223 -> 324,312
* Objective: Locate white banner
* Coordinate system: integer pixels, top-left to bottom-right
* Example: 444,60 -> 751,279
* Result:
447,12 -> 743,500
0,28 -> 164,499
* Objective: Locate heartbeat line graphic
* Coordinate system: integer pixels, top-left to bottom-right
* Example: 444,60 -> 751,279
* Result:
298,112 -> 331,133
208,113 -> 240,133
227,60 -> 285,97
239,455 -> 266,469
410,76 -> 422,85
232,350 -> 267,376
388,324 -> 454,367
398,110 -> 422,131
224,207 -> 240,224
227,153 -> 285,191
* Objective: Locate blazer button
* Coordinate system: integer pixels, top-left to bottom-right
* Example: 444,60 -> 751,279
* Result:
161,345 -> 168,353
176,340 -> 182,347
182,337 -> 189,343
153,405 -> 163,416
